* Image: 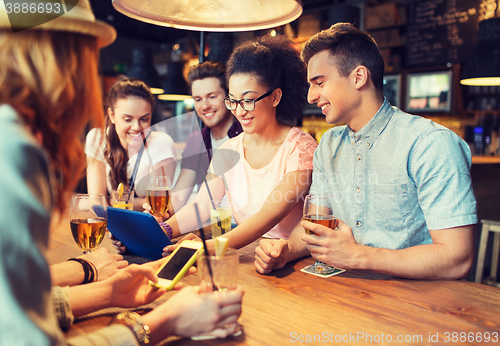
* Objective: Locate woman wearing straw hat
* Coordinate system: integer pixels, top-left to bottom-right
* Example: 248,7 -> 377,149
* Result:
0,1 -> 243,344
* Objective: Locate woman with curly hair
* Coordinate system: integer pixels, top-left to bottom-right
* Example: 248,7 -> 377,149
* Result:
155,35 -> 318,253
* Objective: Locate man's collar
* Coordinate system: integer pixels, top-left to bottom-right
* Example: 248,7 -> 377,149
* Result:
347,99 -> 393,149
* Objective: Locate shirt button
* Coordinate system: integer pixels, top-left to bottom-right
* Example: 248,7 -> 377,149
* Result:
356,221 -> 362,227
357,155 -> 361,160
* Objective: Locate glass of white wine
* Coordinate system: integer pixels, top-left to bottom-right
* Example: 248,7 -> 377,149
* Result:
70,194 -> 107,254
303,194 -> 338,275
147,176 -> 171,217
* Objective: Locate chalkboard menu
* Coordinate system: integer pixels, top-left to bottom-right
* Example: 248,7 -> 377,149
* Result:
406,0 -> 480,67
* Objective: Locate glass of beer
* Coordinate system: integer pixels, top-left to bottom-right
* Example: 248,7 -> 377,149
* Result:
210,198 -> 232,239
147,176 -> 171,217
303,194 -> 337,274
70,194 -> 107,254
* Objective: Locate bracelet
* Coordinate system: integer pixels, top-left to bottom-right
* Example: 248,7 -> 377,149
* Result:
67,258 -> 96,284
88,260 -> 98,282
112,311 -> 150,346
159,222 -> 173,239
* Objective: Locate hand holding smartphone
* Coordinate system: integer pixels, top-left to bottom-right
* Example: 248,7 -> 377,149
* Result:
149,240 -> 203,290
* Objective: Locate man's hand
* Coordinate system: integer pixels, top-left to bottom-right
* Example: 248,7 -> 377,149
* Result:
254,238 -> 289,274
302,219 -> 361,269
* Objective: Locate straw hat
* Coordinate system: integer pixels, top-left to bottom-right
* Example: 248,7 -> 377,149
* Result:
0,0 -> 116,47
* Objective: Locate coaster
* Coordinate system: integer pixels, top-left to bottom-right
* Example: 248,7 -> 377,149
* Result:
300,266 -> 346,278
191,335 -> 217,341
191,326 -> 243,340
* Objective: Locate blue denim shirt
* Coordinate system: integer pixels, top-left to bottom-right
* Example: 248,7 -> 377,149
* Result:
310,100 -> 477,249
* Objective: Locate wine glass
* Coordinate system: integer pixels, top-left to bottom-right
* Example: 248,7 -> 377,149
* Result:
147,176 -> 171,217
70,194 -> 107,254
303,194 -> 338,275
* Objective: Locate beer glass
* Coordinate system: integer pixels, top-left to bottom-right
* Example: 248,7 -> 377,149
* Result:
147,176 -> 171,217
303,194 -> 338,274
70,194 -> 107,253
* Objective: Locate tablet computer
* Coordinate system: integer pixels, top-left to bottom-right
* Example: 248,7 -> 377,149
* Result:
107,207 -> 172,260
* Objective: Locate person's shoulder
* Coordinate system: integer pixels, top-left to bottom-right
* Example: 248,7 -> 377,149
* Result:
287,127 -> 318,146
0,104 -> 36,149
0,105 -> 48,173
151,130 -> 175,145
391,108 -> 447,135
86,127 -> 103,142
392,109 -> 463,142
220,132 -> 244,150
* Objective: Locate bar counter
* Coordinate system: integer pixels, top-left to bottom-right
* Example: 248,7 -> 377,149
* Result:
47,211 -> 500,345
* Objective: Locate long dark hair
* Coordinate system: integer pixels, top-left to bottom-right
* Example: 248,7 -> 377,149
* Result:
104,77 -> 154,190
226,35 -> 307,123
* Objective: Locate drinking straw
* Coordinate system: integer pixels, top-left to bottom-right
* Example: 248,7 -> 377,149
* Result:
126,131 -> 153,205
200,166 -> 223,230
200,166 -> 216,210
133,131 -> 168,209
194,203 -> 217,291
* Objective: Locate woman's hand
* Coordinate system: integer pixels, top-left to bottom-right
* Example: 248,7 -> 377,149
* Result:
162,233 -> 202,257
143,285 -> 244,342
80,247 -> 128,280
107,257 -> 196,308
109,232 -> 127,254
142,202 -> 170,222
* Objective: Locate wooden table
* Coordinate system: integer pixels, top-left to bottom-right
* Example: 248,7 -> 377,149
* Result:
48,212 -> 500,345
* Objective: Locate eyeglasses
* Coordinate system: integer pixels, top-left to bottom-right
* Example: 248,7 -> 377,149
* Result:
223,90 -> 273,111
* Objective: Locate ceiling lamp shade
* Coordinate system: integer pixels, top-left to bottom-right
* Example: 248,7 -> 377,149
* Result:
112,0 -> 302,32
158,61 -> 191,101
126,48 -> 164,94
460,17 -> 500,86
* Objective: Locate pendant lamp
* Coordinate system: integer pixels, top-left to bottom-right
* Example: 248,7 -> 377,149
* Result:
112,0 -> 302,32
460,17 -> 500,86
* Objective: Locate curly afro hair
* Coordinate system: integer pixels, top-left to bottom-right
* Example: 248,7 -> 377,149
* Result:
226,35 -> 307,124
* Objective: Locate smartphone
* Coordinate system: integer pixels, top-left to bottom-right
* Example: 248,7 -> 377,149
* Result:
149,240 -> 203,290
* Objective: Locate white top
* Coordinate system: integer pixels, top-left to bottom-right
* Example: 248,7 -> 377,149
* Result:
85,128 -> 176,197
210,132 -> 229,152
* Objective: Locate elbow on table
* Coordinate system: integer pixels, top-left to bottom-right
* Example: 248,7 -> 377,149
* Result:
445,251 -> 474,280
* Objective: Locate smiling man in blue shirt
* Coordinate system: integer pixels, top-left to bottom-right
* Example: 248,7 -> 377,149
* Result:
254,23 -> 477,280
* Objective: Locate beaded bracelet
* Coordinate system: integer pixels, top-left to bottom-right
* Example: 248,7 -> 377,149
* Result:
158,222 -> 173,239
112,311 -> 150,346
67,258 -> 97,284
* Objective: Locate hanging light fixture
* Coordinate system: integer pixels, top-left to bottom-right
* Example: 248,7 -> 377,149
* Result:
112,0 -> 302,32
460,17 -> 500,86
126,48 -> 164,94
158,61 -> 191,101
113,0 -> 302,101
